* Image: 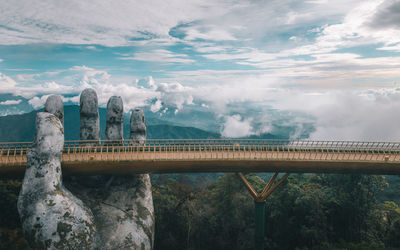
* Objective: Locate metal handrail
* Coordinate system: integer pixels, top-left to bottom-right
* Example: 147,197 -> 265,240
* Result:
1,139 -> 400,166
2,139 -> 400,176
1,139 -> 400,150
0,140 -> 400,158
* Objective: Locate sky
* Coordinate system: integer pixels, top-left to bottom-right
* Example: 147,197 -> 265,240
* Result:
0,0 -> 400,140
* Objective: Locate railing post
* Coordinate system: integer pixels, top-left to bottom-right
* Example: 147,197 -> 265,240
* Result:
6,148 -> 10,164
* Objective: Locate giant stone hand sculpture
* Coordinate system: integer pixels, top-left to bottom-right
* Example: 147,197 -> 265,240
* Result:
80,88 -> 100,142
105,96 -> 124,141
130,108 -> 146,144
44,95 -> 64,126
17,112 -> 97,249
18,91 -> 154,249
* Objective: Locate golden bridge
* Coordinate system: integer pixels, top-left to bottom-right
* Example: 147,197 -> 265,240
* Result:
2,139 -> 400,176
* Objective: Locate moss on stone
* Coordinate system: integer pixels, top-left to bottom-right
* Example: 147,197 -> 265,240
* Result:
35,171 -> 44,178
44,239 -> 52,248
82,219 -> 95,234
63,212 -> 71,219
56,221 -> 72,241
121,233 -> 136,249
55,221 -> 95,249
135,217 -> 153,248
136,203 -> 150,221
47,199 -> 56,206
137,187 -> 146,199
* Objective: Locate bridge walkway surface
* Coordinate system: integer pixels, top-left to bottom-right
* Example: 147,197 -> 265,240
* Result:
1,139 -> 400,176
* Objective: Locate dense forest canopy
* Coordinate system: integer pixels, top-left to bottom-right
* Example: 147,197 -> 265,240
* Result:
1,173 -> 400,249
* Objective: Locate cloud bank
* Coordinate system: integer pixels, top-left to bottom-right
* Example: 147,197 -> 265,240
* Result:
0,0 -> 400,140
2,64 -> 400,140
0,99 -> 22,105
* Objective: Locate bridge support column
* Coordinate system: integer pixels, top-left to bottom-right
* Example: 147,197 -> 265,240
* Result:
237,172 -> 289,250
254,201 -> 265,250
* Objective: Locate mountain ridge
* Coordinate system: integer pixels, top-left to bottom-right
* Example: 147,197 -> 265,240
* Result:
0,105 -> 282,142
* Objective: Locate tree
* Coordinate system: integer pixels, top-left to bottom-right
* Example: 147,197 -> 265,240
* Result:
0,179 -> 27,249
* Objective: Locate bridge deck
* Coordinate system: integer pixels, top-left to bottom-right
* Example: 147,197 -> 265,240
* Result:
1,139 -> 400,176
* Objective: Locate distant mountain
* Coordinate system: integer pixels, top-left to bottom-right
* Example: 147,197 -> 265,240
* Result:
0,105 -> 221,142
0,108 -> 37,142
146,125 -> 220,139
0,105 -> 287,142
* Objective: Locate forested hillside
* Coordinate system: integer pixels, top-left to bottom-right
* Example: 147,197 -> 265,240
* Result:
1,174 -> 400,249
153,174 -> 400,249
0,106 -> 221,141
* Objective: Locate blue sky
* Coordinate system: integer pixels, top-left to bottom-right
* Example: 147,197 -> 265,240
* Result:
0,0 -> 400,140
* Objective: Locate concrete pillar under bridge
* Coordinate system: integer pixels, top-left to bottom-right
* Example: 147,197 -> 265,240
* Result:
237,172 -> 290,250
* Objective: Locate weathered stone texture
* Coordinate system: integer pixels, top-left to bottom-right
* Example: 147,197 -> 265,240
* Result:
19,92 -> 155,250
105,96 -> 123,141
65,173 -> 154,249
130,108 -> 146,143
44,95 -> 64,126
80,88 -> 100,141
128,107 -> 155,248
18,112 -> 96,249
67,103 -> 154,249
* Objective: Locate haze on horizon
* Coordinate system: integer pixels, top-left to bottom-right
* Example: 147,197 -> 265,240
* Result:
0,0 -> 399,141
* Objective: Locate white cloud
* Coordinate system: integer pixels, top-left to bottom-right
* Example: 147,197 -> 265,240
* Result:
308,91 -> 400,141
2,0 -> 400,142
156,82 -> 194,110
4,66 -> 196,113
2,0 -> 398,88
121,49 -> 195,64
137,76 -> 156,89
193,44 -> 229,53
286,0 -> 400,56
184,26 -> 237,41
368,0 -> 400,29
150,99 -> 162,112
0,72 -> 17,94
62,95 -> 80,103
3,61 -> 400,141
0,0 -> 238,46
2,70 -> 89,99
0,110 -> 24,117
161,66 -> 400,141
221,115 -> 254,138
0,99 -> 22,105
4,66 -> 275,121
163,69 -> 282,112
188,0 -> 400,85
0,0 -> 369,49
306,0 -> 328,3
377,43 -> 400,52
265,87 -> 400,141
28,95 -> 50,109
201,47 -> 277,62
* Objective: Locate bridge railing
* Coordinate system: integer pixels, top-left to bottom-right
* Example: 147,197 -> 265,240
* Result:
2,139 -> 400,163
61,139 -> 400,153
0,142 -> 32,157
